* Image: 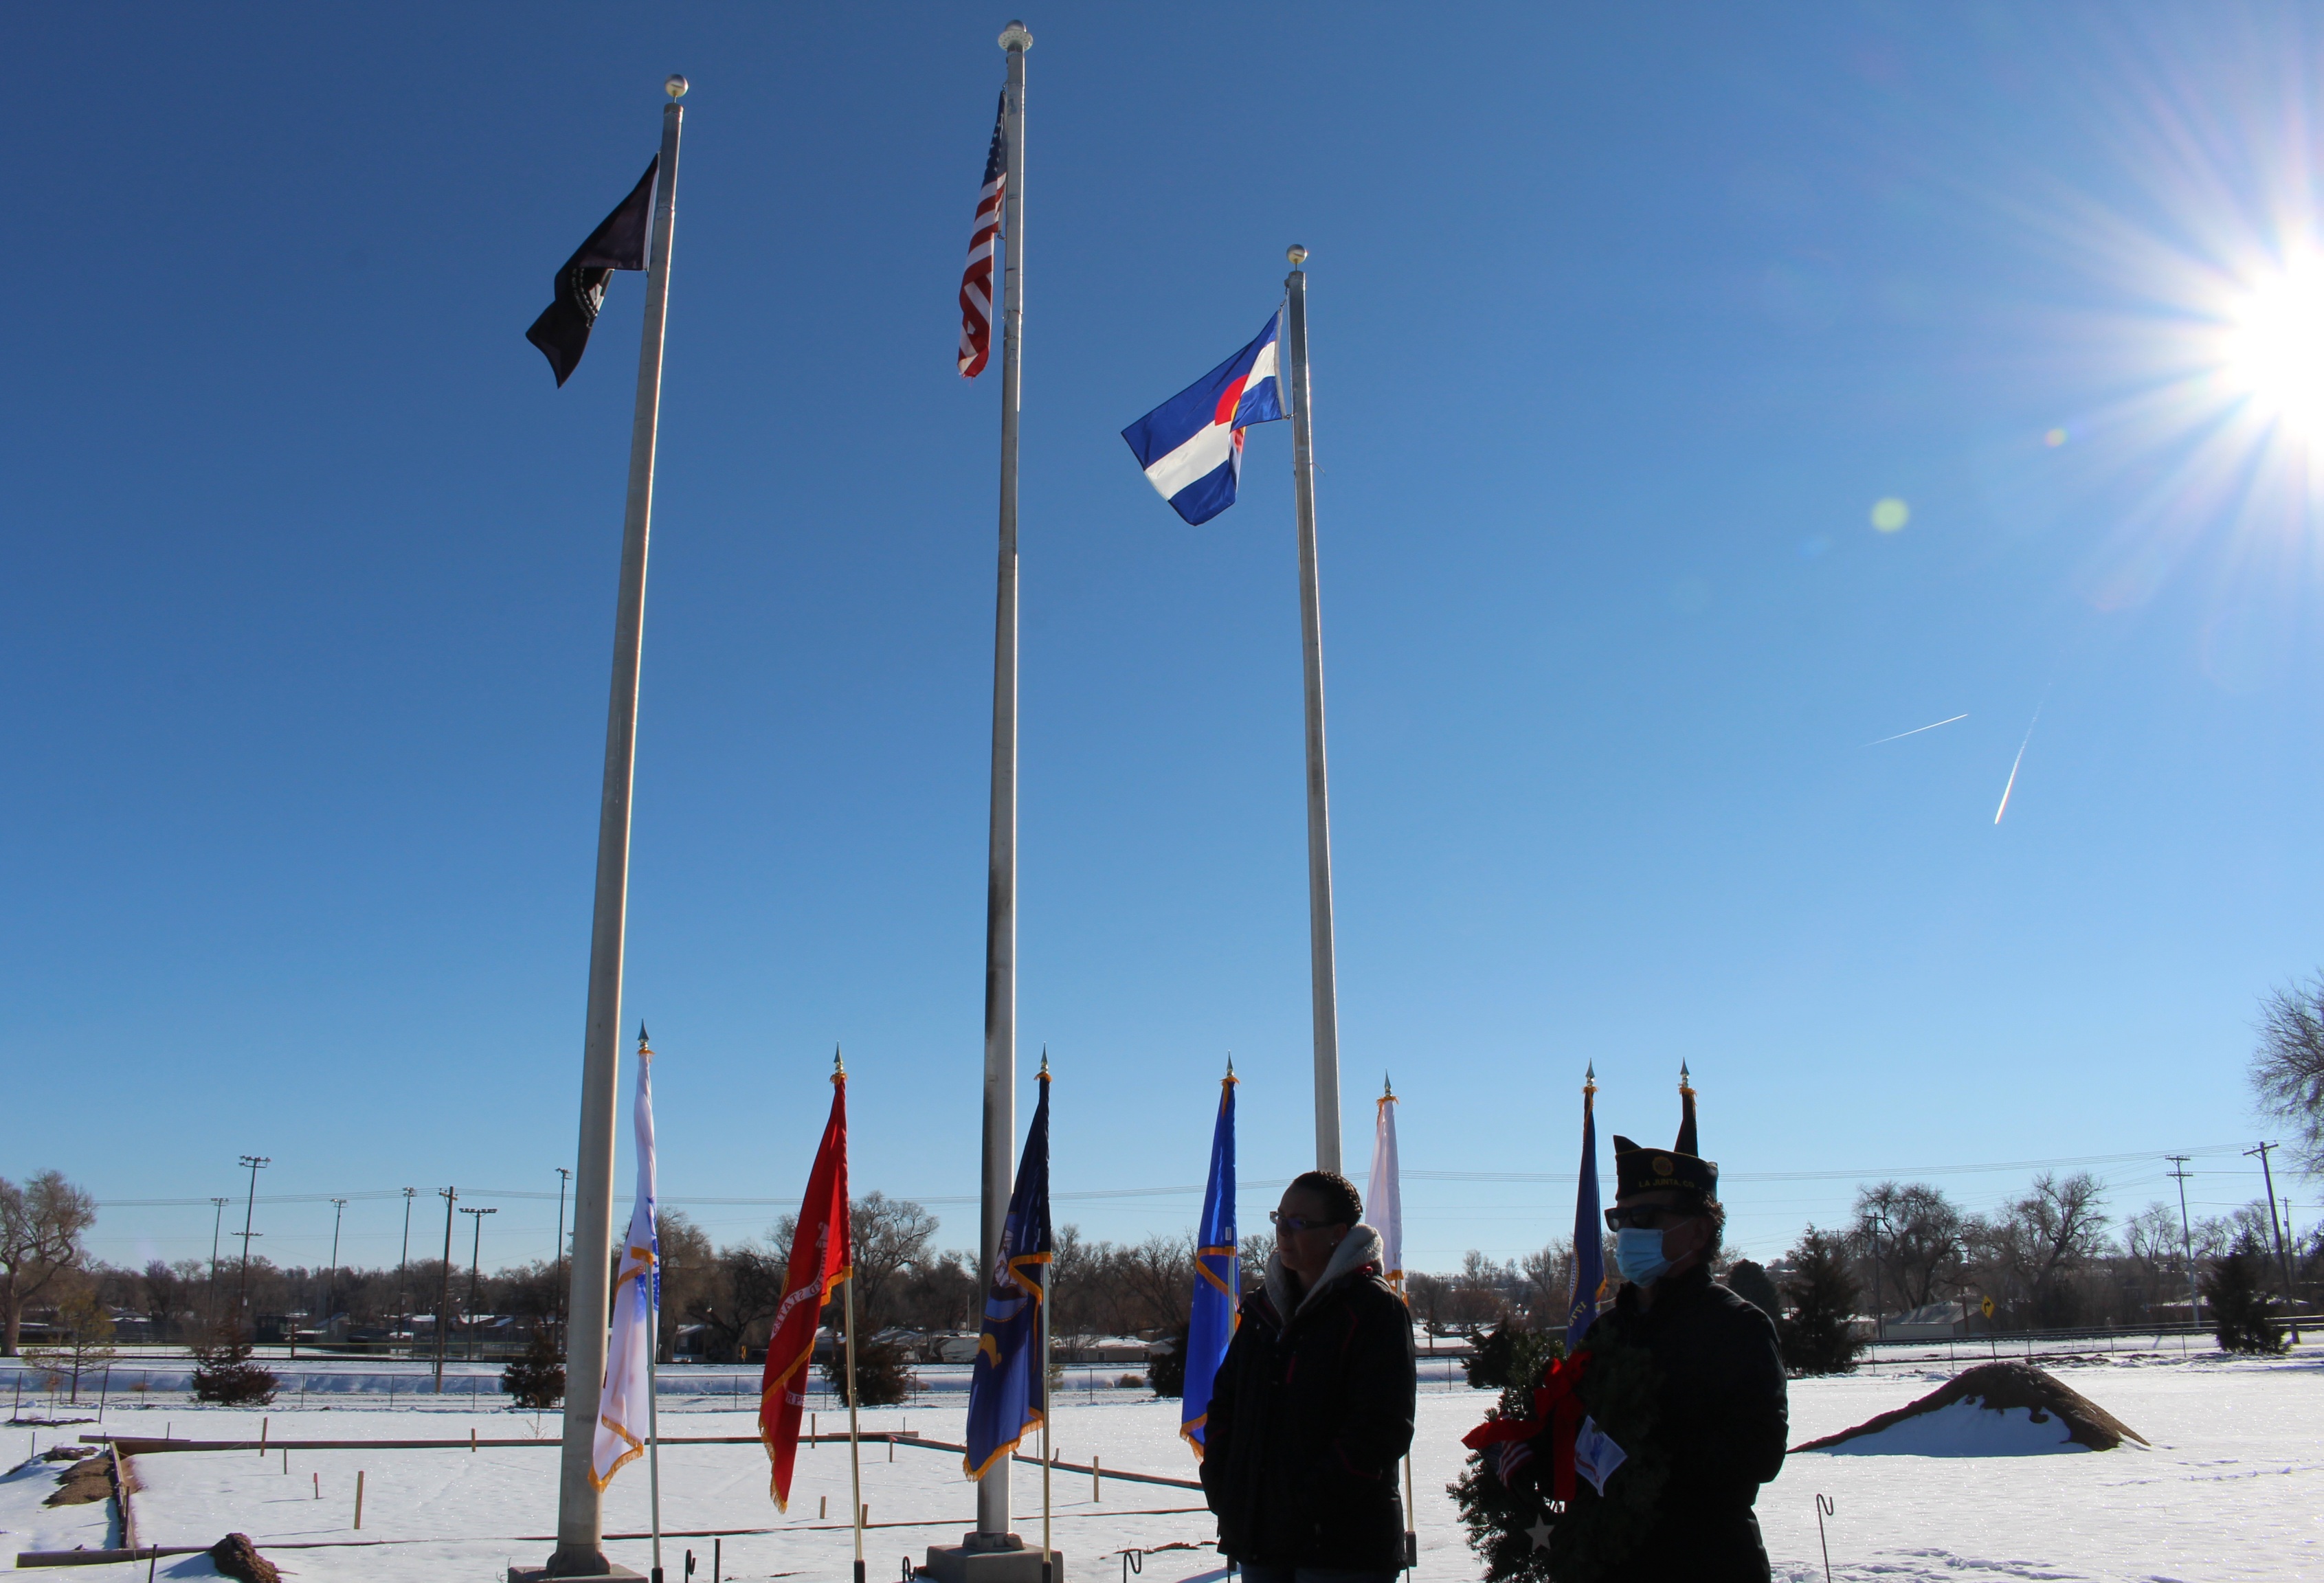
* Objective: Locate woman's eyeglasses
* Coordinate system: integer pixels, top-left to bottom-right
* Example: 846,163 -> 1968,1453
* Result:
1269,1211 -> 1326,1233
1605,1206 -> 1695,1232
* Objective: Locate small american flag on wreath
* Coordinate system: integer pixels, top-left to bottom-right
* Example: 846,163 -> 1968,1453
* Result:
959,92 -> 1007,378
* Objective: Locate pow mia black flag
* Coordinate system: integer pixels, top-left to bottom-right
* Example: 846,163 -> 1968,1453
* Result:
526,158 -> 658,386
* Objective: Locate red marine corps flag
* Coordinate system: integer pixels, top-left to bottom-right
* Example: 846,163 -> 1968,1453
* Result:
758,1053 -> 853,1508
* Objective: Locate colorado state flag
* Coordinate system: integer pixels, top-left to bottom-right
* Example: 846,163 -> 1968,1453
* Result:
1121,311 -> 1286,526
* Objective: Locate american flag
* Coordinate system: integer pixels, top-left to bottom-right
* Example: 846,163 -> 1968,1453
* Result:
959,92 -> 1007,379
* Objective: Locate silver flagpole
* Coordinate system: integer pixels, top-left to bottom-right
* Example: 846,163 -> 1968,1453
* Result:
978,15 -> 1033,1549
538,74 -> 686,1581
1283,245 -> 1345,1175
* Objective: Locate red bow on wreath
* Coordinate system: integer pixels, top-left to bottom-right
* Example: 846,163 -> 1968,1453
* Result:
1462,1349 -> 1591,1506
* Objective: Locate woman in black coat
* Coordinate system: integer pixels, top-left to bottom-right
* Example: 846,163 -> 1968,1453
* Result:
1201,1170 -> 1417,1583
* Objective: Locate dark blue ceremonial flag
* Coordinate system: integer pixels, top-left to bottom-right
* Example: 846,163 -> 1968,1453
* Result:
1181,1071 -> 1239,1455
1565,1073 -> 1605,1351
963,1070 -> 1052,1479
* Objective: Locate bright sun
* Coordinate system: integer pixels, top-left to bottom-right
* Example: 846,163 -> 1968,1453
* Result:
2221,256 -> 2324,437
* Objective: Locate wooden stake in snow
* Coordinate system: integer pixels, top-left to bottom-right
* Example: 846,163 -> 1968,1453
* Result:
258,1417 -> 268,1455
354,1470 -> 364,1530
1093,1455 -> 1102,1502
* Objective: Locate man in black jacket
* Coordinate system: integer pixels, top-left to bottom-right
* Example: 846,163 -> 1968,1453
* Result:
1512,1133 -> 1788,1582
1201,1170 -> 1416,1583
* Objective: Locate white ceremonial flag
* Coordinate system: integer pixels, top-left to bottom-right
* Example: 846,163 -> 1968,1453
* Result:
590,1044 -> 659,1489
1368,1082 -> 1403,1294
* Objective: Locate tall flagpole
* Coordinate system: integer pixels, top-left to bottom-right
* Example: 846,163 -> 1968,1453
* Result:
978,16 -> 1032,1548
1283,245 -> 1345,1175
544,76 -> 686,1580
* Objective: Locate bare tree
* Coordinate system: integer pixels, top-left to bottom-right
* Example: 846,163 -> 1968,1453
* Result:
1969,1171 -> 2110,1327
686,1243 -> 786,1363
0,1171 -> 98,1356
1519,1240 -> 1575,1323
1853,1182 -> 1967,1308
1446,1250 -> 1515,1330
654,1211 -> 713,1362
771,1193 -> 938,1336
2255,973 -> 2324,1175
1112,1234 -> 1195,1334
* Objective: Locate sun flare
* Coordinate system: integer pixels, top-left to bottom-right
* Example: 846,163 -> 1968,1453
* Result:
2220,254 -> 2324,438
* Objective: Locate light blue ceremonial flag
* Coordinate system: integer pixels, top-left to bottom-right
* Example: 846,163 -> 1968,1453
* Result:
1181,1070 -> 1239,1455
963,1068 -> 1051,1479
1565,1070 -> 1605,1352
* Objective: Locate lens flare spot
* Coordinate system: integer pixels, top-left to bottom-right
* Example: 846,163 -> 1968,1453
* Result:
2044,427 -> 2068,447
1870,497 -> 1910,532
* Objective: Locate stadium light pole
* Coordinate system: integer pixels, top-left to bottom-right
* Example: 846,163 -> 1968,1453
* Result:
235,1156 -> 269,1337
462,1206 -> 498,1364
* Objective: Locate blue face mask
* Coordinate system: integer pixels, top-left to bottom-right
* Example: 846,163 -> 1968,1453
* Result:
1614,1227 -> 1671,1286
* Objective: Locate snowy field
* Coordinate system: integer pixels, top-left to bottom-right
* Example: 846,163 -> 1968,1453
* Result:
2,1342 -> 2317,1581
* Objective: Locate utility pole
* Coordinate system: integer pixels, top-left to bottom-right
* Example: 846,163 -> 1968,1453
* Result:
2166,1156 -> 2200,1333
435,1187 -> 458,1393
554,1167 -> 572,1349
235,1156 -> 270,1338
207,1198 -> 229,1327
1866,1209 -> 1888,1344
326,1198 -> 348,1338
397,1187 -> 417,1354
2247,1143 -> 2300,1343
461,1206 -> 498,1363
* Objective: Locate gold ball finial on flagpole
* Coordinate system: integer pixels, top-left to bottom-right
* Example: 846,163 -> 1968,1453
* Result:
1287,244 -> 1308,267
998,19 -> 1033,52
664,74 -> 689,100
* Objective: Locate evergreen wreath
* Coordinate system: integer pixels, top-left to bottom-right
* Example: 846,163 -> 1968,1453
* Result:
1452,1323 -> 1673,1582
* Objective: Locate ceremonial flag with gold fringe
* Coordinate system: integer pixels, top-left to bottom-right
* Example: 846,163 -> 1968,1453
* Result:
758,1060 -> 851,1509
1180,1067 -> 1238,1455
588,1031 -> 659,1490
1565,1064 -> 1606,1351
963,1065 -> 1051,1478
1368,1077 -> 1404,1295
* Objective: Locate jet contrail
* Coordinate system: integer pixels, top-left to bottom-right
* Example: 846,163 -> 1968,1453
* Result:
1993,707 -> 2044,824
1866,713 -> 1968,746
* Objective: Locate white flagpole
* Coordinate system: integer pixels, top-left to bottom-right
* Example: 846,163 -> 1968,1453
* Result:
545,75 -> 687,1581
1040,1286 -> 1053,1583
1283,245 -> 1345,1174
845,1275 -> 865,1583
978,16 -> 1033,1547
648,1308 -> 662,1580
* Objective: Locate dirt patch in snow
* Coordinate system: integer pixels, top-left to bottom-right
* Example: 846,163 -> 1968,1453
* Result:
1792,1362 -> 2148,1453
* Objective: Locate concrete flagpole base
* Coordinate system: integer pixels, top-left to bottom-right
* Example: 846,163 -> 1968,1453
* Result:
924,1532 -> 1064,1583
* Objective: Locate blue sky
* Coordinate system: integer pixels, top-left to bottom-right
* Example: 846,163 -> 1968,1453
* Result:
5,3 -> 2321,1279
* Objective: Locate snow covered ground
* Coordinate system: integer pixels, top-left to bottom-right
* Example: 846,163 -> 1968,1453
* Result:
2,1341 -> 2316,1581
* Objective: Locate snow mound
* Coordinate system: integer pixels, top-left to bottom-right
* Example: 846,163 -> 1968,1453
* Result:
1811,1398 -> 2085,1457
1794,1362 -> 2148,1457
